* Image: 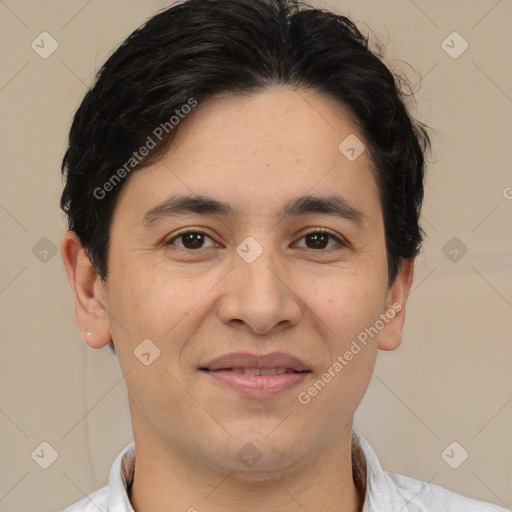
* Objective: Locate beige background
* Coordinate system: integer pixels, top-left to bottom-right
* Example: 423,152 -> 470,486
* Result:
0,0 -> 511,511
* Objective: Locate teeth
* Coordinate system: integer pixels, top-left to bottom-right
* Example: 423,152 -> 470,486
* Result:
235,368 -> 290,376
244,368 -> 260,376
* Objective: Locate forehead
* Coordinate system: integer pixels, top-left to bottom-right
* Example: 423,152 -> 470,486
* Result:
172,87 -> 362,154
113,87 -> 380,224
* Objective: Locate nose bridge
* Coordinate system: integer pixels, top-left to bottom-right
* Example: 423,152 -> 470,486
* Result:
236,235 -> 282,300
218,234 -> 301,334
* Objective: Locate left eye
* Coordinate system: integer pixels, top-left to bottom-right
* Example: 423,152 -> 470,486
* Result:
294,230 -> 344,250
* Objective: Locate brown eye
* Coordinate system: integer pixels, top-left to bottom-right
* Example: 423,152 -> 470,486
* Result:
168,231 -> 216,250
305,232 -> 329,249
295,230 -> 344,250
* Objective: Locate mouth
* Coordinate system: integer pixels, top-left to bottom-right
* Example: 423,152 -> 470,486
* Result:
200,351 -> 311,372
199,352 -> 312,398
200,367 -> 308,375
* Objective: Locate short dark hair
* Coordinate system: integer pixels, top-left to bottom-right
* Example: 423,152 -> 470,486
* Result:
60,0 -> 429,296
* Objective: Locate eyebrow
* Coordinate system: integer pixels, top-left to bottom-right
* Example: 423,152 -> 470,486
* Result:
142,193 -> 364,227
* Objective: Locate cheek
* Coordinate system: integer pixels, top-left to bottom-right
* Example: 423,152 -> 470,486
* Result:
108,259 -> 226,353
130,285 -> 191,341
106,262 -> 186,345
302,269 -> 388,347
300,274 -> 384,405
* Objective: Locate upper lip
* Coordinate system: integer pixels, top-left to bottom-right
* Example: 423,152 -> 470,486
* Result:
200,352 -> 310,372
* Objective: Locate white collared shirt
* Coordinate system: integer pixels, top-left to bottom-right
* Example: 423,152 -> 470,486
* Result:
61,431 -> 508,511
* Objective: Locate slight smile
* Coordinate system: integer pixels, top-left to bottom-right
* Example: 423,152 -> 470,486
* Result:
200,351 -> 312,399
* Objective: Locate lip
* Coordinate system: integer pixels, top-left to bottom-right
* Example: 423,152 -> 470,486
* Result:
201,351 -> 310,372
199,351 -> 311,399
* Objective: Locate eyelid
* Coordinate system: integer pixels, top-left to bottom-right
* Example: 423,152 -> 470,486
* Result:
295,227 -> 348,248
165,227 -> 219,247
166,227 -> 348,251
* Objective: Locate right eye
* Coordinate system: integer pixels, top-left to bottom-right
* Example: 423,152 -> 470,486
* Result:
166,230 -> 219,250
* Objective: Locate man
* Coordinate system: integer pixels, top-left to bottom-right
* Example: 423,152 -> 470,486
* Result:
59,0 -> 507,510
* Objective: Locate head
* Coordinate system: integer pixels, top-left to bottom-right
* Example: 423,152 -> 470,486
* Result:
60,0 -> 429,479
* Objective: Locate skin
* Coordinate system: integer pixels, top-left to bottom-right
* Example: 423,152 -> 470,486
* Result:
61,86 -> 414,512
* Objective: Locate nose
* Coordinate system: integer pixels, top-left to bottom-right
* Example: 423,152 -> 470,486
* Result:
218,245 -> 302,336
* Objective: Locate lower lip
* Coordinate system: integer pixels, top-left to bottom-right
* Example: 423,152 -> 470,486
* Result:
201,370 -> 310,399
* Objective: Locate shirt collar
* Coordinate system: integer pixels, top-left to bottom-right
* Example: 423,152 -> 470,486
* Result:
107,431 -> 408,512
107,442 -> 136,512
352,431 -> 411,511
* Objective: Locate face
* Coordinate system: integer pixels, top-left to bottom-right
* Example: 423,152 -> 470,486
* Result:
64,87 -> 412,479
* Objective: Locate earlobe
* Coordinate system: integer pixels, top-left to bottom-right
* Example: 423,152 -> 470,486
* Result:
378,259 -> 415,351
60,231 -> 112,349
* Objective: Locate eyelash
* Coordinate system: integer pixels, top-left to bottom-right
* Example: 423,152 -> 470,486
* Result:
166,228 -> 347,251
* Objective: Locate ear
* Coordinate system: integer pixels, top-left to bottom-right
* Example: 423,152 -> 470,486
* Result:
60,231 -> 112,349
377,259 -> 414,351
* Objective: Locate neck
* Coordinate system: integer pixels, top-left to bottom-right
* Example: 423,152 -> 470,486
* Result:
128,425 -> 364,512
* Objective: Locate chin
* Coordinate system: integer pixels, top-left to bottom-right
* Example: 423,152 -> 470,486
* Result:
207,436 -> 306,481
